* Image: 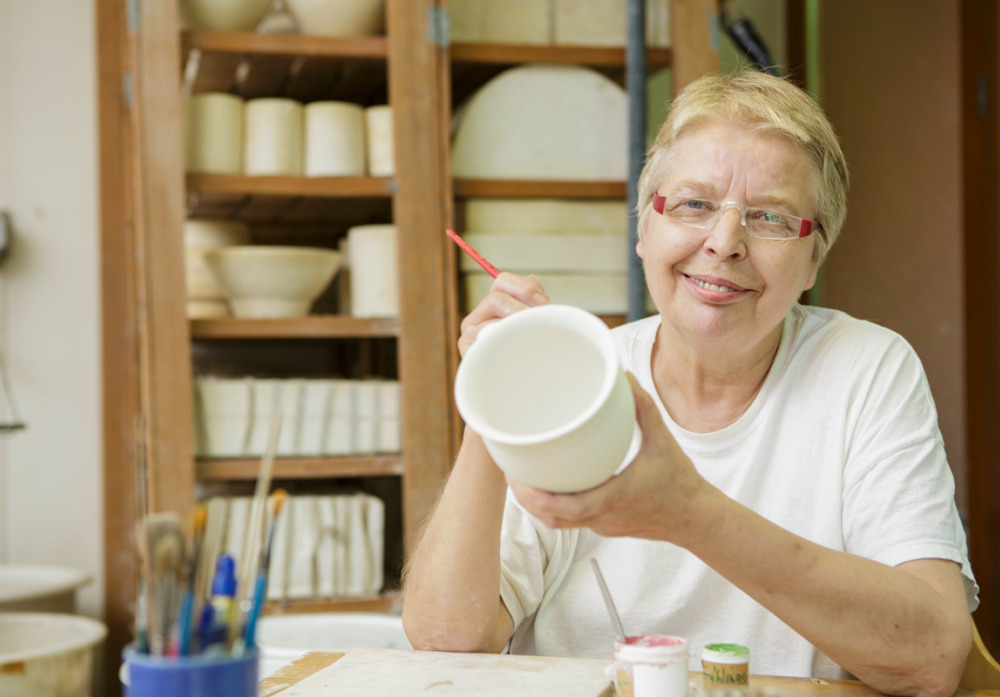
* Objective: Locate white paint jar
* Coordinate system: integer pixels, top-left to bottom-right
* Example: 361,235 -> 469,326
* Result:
614,635 -> 689,697
454,304 -> 638,493
184,93 -> 244,174
243,98 -> 303,176
346,224 -> 398,317
303,101 -> 366,177
365,105 -> 394,176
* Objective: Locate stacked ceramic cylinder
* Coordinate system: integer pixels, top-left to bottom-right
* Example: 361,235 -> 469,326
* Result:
201,493 -> 385,601
184,96 -> 393,179
194,377 -> 401,458
449,0 -> 666,315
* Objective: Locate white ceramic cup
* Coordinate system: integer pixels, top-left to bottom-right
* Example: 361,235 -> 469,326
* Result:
244,98 -> 304,176
454,304 -> 637,493
184,93 -> 244,174
365,105 -> 394,176
304,102 -> 366,177
347,224 -> 398,317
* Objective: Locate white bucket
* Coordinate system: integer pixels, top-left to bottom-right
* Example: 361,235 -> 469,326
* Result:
0,612 -> 107,697
0,565 -> 91,613
257,612 -> 409,679
455,304 -> 637,493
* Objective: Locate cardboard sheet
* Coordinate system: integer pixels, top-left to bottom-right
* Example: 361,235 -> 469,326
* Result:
276,648 -> 614,697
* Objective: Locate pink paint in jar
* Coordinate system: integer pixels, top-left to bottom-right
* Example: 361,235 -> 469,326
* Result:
614,634 -> 689,697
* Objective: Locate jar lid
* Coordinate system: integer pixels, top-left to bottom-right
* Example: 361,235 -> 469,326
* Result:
615,634 -> 689,664
701,643 -> 749,664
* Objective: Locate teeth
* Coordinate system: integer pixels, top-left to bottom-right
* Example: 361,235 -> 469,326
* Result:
692,277 -> 737,293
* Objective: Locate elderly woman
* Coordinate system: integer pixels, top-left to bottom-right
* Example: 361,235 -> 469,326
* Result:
401,71 -> 978,696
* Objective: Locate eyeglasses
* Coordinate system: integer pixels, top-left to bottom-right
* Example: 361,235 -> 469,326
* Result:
652,194 -> 820,240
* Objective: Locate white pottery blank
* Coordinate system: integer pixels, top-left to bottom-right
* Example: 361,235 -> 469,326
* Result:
364,105 -> 394,177
449,0 -> 551,45
464,198 -> 628,235
0,613 -> 106,697
304,102 -> 366,177
244,98 -> 304,176
184,93 -> 244,174
457,233 -> 627,273
454,305 -> 637,493
347,225 -> 399,318
285,0 -> 385,36
183,219 -> 251,313
553,0 -> 672,47
451,64 -> 627,181
180,0 -> 272,31
463,272 -> 630,315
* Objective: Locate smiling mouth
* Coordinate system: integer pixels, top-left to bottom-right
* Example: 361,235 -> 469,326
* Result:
689,276 -> 741,293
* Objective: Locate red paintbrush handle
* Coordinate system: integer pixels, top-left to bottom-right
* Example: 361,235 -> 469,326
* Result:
446,229 -> 500,279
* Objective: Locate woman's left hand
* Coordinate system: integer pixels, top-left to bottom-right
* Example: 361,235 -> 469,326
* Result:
509,372 -> 717,544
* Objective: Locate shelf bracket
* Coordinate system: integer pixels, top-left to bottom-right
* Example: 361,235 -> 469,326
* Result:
428,5 -> 450,47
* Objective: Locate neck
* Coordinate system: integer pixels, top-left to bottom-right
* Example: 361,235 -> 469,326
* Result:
651,321 -> 783,433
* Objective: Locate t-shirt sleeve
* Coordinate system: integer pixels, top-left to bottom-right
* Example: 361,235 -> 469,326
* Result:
841,335 -> 979,611
498,489 -> 579,631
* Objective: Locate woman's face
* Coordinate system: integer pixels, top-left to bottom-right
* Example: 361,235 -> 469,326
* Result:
638,121 -> 819,351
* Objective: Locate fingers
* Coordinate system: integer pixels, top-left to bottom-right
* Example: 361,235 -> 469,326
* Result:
458,273 -> 550,357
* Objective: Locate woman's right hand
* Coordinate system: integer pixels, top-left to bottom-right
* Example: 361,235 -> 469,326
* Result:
458,272 -> 550,358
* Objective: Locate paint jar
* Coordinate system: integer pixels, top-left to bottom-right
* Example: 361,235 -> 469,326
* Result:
614,634 -> 689,697
702,643 -> 749,686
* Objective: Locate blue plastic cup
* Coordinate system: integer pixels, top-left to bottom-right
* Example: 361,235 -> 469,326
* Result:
122,647 -> 259,697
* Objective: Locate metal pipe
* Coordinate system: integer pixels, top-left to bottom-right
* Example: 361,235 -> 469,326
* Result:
626,0 -> 648,322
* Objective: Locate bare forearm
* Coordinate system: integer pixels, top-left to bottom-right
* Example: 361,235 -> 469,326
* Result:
401,428 -> 512,653
684,485 -> 970,696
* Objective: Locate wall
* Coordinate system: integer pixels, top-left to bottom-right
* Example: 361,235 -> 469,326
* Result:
0,0 -> 103,617
817,2 -> 966,510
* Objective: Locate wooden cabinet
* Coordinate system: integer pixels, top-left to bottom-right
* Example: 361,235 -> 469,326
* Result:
98,0 -> 717,682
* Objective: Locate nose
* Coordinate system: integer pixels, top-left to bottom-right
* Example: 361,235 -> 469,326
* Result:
704,205 -> 748,259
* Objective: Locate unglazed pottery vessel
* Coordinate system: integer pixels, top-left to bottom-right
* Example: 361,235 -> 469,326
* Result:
204,246 -> 342,318
285,0 -> 385,36
455,304 -> 637,492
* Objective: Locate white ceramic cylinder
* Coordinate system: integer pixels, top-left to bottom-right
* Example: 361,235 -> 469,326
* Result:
614,635 -> 689,697
184,93 -> 244,174
243,98 -> 303,176
347,224 -> 398,317
365,105 -> 394,176
303,101 -> 366,177
285,0 -> 385,36
183,220 -> 251,318
454,304 -> 638,493
180,0 -> 272,31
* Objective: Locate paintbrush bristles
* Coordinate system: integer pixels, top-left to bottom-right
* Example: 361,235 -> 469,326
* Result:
140,513 -> 185,655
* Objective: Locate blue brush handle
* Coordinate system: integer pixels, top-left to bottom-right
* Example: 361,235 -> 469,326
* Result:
242,573 -> 268,650
177,590 -> 195,655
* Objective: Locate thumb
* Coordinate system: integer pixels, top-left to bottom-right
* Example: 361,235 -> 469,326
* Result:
624,371 -> 661,434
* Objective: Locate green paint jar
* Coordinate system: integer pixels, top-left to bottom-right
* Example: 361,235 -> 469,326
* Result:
701,643 -> 749,686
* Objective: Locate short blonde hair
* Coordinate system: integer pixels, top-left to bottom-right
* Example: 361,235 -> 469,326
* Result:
637,71 -> 849,264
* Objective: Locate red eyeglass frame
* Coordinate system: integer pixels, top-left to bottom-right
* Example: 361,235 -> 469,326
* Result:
652,194 -> 820,239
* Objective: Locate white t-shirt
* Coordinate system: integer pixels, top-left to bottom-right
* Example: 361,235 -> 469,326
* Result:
498,304 -> 978,679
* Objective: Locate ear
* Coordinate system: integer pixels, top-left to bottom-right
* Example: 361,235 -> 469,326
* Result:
802,261 -> 818,291
636,230 -> 645,259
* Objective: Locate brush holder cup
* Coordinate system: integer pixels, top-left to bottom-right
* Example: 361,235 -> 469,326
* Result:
454,304 -> 637,493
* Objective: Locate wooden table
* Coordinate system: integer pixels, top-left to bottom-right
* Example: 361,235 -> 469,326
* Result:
257,650 -> 927,697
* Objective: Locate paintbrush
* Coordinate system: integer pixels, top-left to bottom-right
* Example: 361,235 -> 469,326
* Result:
237,489 -> 289,653
446,229 -> 500,278
177,503 -> 207,656
230,410 -> 282,649
141,512 -> 185,655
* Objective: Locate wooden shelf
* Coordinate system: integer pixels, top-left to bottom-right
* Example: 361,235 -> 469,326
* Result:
264,591 -> 401,615
450,42 -> 671,68
181,30 -> 389,103
185,174 -> 395,225
183,30 -> 389,59
191,315 -> 399,339
197,455 -> 404,481
453,179 -> 626,199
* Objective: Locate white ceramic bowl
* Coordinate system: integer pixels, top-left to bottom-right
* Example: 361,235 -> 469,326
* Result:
0,565 -> 91,613
286,0 -> 385,36
0,612 -> 106,697
180,0 -> 273,31
455,304 -> 638,493
204,246 -> 342,318
257,613 -> 409,679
